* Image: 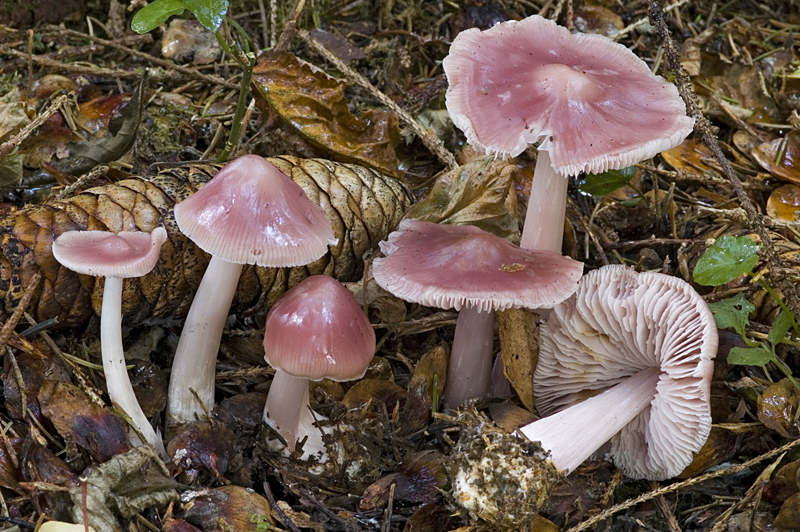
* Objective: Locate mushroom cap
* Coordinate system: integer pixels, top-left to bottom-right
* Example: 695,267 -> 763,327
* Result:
443,15 -> 695,176
263,275 -> 375,382
174,154 -> 338,267
372,219 -> 583,312
535,265 -> 718,480
52,227 -> 167,278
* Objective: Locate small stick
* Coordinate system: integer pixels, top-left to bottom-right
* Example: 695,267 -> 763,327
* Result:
0,272 -> 42,355
262,482 -> 302,532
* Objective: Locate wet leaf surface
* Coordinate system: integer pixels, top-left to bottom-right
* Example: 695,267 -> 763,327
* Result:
752,132 -> 800,184
181,486 -> 274,532
757,378 -> 800,438
253,52 -> 401,178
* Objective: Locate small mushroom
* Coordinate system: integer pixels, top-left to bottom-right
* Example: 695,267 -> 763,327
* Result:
167,155 -> 337,429
443,14 -> 694,253
519,265 -> 718,480
373,220 -> 582,410
262,275 -> 375,461
52,227 -> 168,458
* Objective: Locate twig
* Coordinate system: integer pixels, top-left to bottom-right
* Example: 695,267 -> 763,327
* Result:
53,164 -> 109,200
613,0 -> 692,42
566,436 -> 800,532
274,0 -> 307,52
647,0 -> 800,318
298,29 -> 459,171
0,95 -> 68,159
0,46 -> 142,79
263,482 -> 302,532
0,272 -> 42,355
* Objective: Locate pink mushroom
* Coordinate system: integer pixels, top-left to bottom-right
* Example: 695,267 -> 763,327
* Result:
262,275 -> 375,460
373,220 -> 582,410
519,265 -> 718,479
52,228 -> 169,458
443,14 -> 694,253
167,155 -> 337,429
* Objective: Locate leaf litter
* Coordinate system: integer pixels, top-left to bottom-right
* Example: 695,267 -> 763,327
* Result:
1,0 -> 800,531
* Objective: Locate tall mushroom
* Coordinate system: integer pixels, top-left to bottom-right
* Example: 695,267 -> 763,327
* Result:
167,155 -> 337,429
262,275 -> 375,460
52,227 -> 169,458
443,14 -> 694,253
519,265 -> 718,479
373,220 -> 582,409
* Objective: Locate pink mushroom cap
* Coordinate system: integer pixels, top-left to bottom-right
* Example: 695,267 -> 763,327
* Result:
52,227 -> 167,278
443,15 -> 695,175
372,219 -> 583,312
174,154 -> 338,267
264,275 -> 376,382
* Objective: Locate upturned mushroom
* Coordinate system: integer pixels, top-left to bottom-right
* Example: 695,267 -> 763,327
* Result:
443,14 -> 694,253
373,219 -> 582,409
519,265 -> 718,479
262,275 -> 375,461
52,227 -> 169,458
167,155 -> 337,429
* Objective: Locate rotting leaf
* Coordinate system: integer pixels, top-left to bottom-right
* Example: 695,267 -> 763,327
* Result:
181,486 -> 275,532
757,378 -> 800,438
166,420 -> 234,480
406,156 -> 520,243
252,52 -> 401,177
776,492 -> 800,530
402,502 -> 462,532
496,308 -> 539,411
402,345 -> 448,433
662,138 -> 716,175
52,71 -> 148,176
677,427 -> 739,478
768,184 -> 800,222
693,235 -> 759,286
38,380 -> 132,463
275,501 -> 323,532
359,450 -> 447,510
69,446 -> 179,532
764,459 -> 800,505
342,379 -> 407,417
0,98 -> 31,188
752,132 -> 800,185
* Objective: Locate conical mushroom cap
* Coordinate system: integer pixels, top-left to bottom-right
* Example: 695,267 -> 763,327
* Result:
443,15 -> 695,175
175,155 -> 338,267
52,227 -> 167,278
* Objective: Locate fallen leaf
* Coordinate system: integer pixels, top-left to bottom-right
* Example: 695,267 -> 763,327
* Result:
407,156 -> 520,243
767,184 -> 800,221
253,52 -> 401,177
167,420 -> 234,480
359,450 -> 448,510
181,486 -> 274,532
69,446 -> 178,532
402,502 -> 462,532
402,344 -> 448,432
677,426 -> 739,478
275,501 -> 323,532
757,378 -> 800,438
342,379 -> 406,417
496,308 -> 539,411
662,138 -> 716,175
753,132 -> 800,184
38,380 -> 132,463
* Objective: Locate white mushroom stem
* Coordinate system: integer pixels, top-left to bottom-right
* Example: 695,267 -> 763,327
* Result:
263,370 -> 328,460
519,150 -> 569,254
167,256 -> 242,429
444,307 -> 495,410
101,277 -> 168,459
519,366 -> 660,474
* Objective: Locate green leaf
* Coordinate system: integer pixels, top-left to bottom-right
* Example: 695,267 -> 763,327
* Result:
579,166 -> 637,196
728,345 -> 774,366
768,310 -> 794,347
708,293 -> 754,339
181,0 -> 229,31
693,235 -> 759,286
131,0 -> 185,33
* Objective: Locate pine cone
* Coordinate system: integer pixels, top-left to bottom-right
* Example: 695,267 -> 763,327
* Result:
0,156 -> 412,328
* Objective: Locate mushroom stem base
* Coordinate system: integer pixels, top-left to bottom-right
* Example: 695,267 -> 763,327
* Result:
444,307 -> 495,411
519,366 -> 660,474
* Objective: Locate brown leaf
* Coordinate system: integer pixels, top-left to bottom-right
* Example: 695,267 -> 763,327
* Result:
342,379 -> 406,417
662,138 -> 716,175
776,492 -> 800,530
767,184 -> 800,221
359,450 -> 447,510
757,378 -> 800,438
253,52 -> 401,177
181,486 -> 274,532
765,459 -> 800,505
3,340 -> 71,422
402,502 -> 462,532
402,345 -> 448,433
496,308 -> 539,411
406,157 -> 520,243
753,132 -> 800,184
167,421 -> 234,479
572,5 -> 623,38
38,380 -> 132,463
677,427 -> 739,478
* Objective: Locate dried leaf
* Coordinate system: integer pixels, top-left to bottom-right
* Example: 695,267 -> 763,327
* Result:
757,378 -> 800,438
572,5 -> 623,38
496,308 -> 539,411
359,450 -> 447,510
275,501 -> 323,532
40,522 -> 97,532
0,157 -> 411,328
406,157 -> 520,243
402,502 -> 462,532
677,427 -> 739,478
69,446 -> 179,532
341,379 -> 406,416
753,133 -> 800,184
167,420 -> 234,479
662,138 -> 715,175
776,492 -> 800,530
767,184 -> 800,222
38,380 -> 132,463
253,52 -> 401,177
488,402 -> 537,433
344,263 -> 406,324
